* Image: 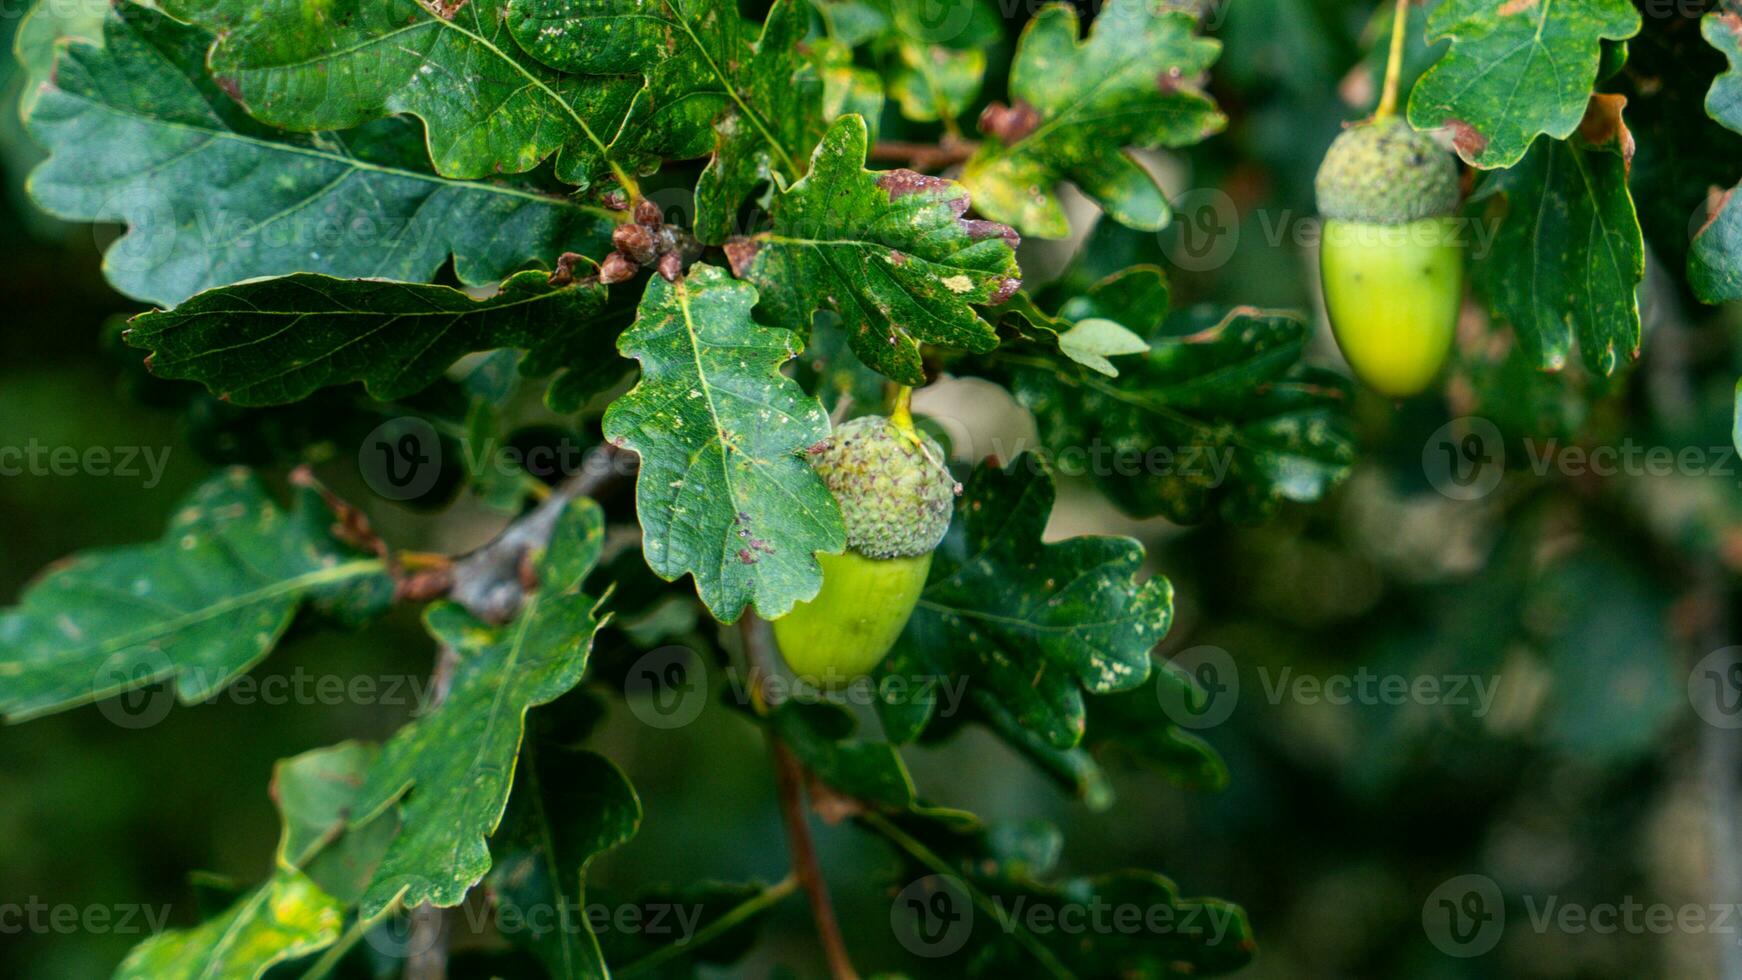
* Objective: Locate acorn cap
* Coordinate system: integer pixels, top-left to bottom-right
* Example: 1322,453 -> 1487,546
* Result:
1315,117 -> 1460,225
812,415 -> 957,560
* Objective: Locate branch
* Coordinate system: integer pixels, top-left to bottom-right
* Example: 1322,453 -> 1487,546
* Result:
741,615 -> 860,980
869,139 -> 978,171
447,444 -> 632,622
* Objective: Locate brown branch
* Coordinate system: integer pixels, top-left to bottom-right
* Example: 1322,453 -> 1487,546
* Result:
741,616 -> 860,980
447,444 -> 633,622
868,139 -> 978,171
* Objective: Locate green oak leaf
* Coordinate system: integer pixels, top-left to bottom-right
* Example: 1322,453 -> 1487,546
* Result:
870,810 -> 1256,977
814,37 -> 886,141
996,266 -> 1169,377
126,268 -> 609,407
874,454 -> 1172,750
352,499 -> 610,916
0,469 -> 392,723
157,0 -> 640,189
24,3 -> 613,307
1407,0 -> 1641,168
488,744 -> 641,980
962,0 -> 1225,238
812,0 -> 1002,124
1693,9 -> 1742,303
603,264 -> 846,622
984,302 -> 1354,523
508,0 -> 825,242
115,871 -> 341,980
726,115 -> 1021,386
14,0 -> 107,116
771,701 -> 919,810
115,742 -> 395,980
1470,98 -> 1643,373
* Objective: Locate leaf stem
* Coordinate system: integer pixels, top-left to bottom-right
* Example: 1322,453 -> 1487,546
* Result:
740,616 -> 861,980
890,385 -> 916,436
1374,0 -> 1410,120
615,875 -> 802,978
868,140 -> 978,170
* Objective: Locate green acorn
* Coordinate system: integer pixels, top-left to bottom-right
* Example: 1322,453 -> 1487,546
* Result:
773,412 -> 957,685
1316,116 -> 1464,398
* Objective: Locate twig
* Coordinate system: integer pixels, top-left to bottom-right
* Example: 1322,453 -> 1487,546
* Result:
740,616 -> 860,980
403,903 -> 449,980
868,140 -> 978,170
615,875 -> 802,978
447,444 -> 632,622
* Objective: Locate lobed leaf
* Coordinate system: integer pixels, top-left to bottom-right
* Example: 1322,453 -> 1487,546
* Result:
0,470 -> 392,723
1471,96 -> 1643,373
986,304 -> 1355,524
126,268 -> 610,407
603,264 -> 845,622
114,741 -> 395,979
727,115 -> 1021,386
962,0 -> 1225,238
157,0 -> 640,189
351,499 -> 610,916
874,454 -> 1172,750
508,0 -> 826,241
1693,9 -> 1742,303
25,3 -> 614,307
1407,0 -> 1641,169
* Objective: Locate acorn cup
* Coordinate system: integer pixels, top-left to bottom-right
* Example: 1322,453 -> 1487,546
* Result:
773,414 -> 958,686
1316,116 -> 1464,398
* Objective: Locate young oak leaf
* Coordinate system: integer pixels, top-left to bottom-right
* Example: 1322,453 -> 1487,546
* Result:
602,264 -> 846,622
873,454 -> 1172,750
1407,0 -> 1641,169
351,500 -> 610,917
155,0 -> 641,190
0,470 -> 393,724
994,265 -> 1170,377
725,114 -> 1022,387
508,0 -> 825,242
963,0 -> 1226,239
24,3 -> 615,307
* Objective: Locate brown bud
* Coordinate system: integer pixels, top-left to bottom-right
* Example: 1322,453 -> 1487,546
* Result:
634,198 -> 663,226
656,251 -> 683,282
612,222 -> 657,264
978,100 -> 1041,143
599,252 -> 638,284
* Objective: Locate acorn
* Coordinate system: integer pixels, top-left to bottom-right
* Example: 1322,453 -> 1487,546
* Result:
1316,116 -> 1463,398
773,414 -> 958,685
